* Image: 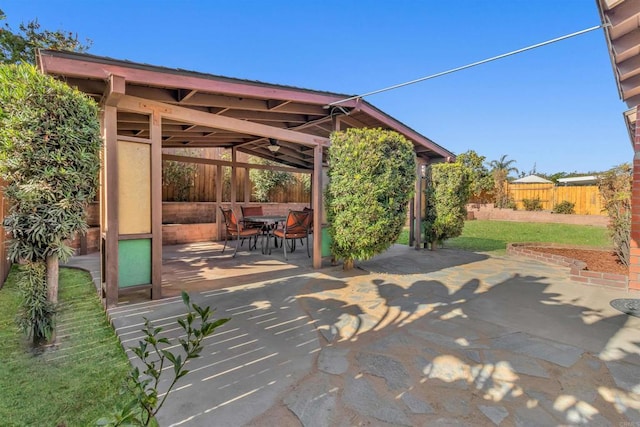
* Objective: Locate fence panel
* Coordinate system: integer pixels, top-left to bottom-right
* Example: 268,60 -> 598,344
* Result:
505,184 -> 604,215
508,183 -> 554,210
554,185 -> 603,215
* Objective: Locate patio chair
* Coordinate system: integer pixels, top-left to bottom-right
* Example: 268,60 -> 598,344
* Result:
273,210 -> 312,260
219,207 -> 261,258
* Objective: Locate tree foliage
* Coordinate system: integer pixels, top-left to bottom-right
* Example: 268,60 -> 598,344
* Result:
0,63 -> 101,342
0,9 -> 91,64
249,157 -> 297,202
488,154 -> 518,208
423,163 -> 470,247
597,164 -> 631,267
455,150 -> 493,202
325,128 -> 416,269
162,149 -> 199,202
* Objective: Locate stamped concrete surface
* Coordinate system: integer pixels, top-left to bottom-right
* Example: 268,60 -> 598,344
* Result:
68,242 -> 640,426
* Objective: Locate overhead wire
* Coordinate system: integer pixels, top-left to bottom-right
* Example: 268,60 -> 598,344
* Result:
326,24 -> 608,107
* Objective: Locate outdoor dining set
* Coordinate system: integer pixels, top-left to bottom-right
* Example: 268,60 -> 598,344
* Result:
219,206 -> 313,260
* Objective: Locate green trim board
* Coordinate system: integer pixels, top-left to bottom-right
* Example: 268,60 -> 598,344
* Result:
118,239 -> 151,288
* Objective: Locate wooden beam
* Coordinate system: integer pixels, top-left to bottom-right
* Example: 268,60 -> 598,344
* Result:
162,153 -> 311,173
118,95 -> 330,147
178,89 -> 198,102
102,74 -> 125,107
39,51 -> 360,108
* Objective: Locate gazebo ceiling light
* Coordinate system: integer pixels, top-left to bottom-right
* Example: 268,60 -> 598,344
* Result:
268,138 -> 280,153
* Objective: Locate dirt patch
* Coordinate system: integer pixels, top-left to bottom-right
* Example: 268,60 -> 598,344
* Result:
528,247 -> 626,276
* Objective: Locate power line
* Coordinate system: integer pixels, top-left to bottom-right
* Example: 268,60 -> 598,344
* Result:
327,24 -> 606,107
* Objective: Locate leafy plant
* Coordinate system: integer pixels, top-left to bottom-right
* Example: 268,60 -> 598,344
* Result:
249,157 -> 297,202
0,63 -> 101,343
522,198 -> 543,211
98,291 -> 230,426
423,163 -> 470,249
325,128 -> 416,269
162,149 -> 199,202
553,200 -> 575,214
597,164 -> 631,266
15,261 -> 55,344
455,150 -> 493,203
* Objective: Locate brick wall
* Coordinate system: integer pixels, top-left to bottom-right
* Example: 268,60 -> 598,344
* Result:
68,227 -> 101,254
467,204 -> 608,227
71,202 -> 313,252
507,242 -> 628,290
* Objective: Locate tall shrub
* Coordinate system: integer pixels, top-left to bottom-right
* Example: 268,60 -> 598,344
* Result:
325,128 -> 416,270
423,163 -> 470,249
0,63 -> 101,343
597,164 -> 631,266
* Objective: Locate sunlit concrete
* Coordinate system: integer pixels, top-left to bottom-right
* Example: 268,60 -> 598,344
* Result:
67,242 -> 640,426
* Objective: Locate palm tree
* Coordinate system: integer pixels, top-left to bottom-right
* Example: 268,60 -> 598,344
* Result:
488,154 -> 519,177
488,155 -> 518,208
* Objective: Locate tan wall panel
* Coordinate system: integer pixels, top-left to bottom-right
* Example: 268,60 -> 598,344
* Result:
118,141 -> 151,234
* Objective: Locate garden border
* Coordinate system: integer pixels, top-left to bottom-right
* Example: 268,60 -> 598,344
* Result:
507,242 -> 628,291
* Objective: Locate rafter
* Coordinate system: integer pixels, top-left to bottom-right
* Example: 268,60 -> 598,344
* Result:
118,95 -> 330,147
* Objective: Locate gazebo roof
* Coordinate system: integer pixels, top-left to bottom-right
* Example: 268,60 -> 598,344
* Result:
37,50 -> 454,169
597,0 -> 640,141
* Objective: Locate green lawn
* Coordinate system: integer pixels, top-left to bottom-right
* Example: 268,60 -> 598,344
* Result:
0,267 -> 133,426
397,220 -> 610,254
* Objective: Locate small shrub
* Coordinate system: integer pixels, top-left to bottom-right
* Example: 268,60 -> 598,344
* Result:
598,164 -> 631,266
423,163 -> 470,248
522,198 -> 543,211
98,291 -> 230,426
553,201 -> 575,214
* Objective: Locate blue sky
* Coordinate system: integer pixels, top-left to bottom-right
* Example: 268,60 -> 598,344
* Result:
2,0 -> 631,175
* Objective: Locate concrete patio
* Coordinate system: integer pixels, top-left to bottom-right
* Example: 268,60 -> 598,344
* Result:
66,242 -> 640,426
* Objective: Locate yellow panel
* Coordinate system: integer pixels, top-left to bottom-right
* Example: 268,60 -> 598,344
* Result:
118,141 -> 151,234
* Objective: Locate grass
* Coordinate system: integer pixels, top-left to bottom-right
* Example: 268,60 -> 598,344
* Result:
0,267 -> 133,427
397,220 -> 611,254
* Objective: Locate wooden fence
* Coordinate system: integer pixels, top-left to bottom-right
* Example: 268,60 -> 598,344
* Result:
507,183 -> 603,215
162,161 -> 310,203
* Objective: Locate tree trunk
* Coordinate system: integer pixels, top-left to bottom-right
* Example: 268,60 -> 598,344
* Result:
46,254 -> 59,304
343,258 -> 354,270
429,241 -> 436,251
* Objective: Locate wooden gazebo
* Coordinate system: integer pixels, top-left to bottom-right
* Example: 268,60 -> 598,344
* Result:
37,50 -> 454,306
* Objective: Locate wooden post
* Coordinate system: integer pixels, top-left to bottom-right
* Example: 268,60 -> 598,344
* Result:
231,147 -> 237,209
414,162 -> 422,250
103,104 -> 119,306
312,144 -> 323,268
150,112 -> 162,300
216,164 -> 223,240
408,198 -> 415,246
244,167 -> 251,204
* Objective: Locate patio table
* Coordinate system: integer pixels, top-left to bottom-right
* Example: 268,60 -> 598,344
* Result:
244,215 -> 286,254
